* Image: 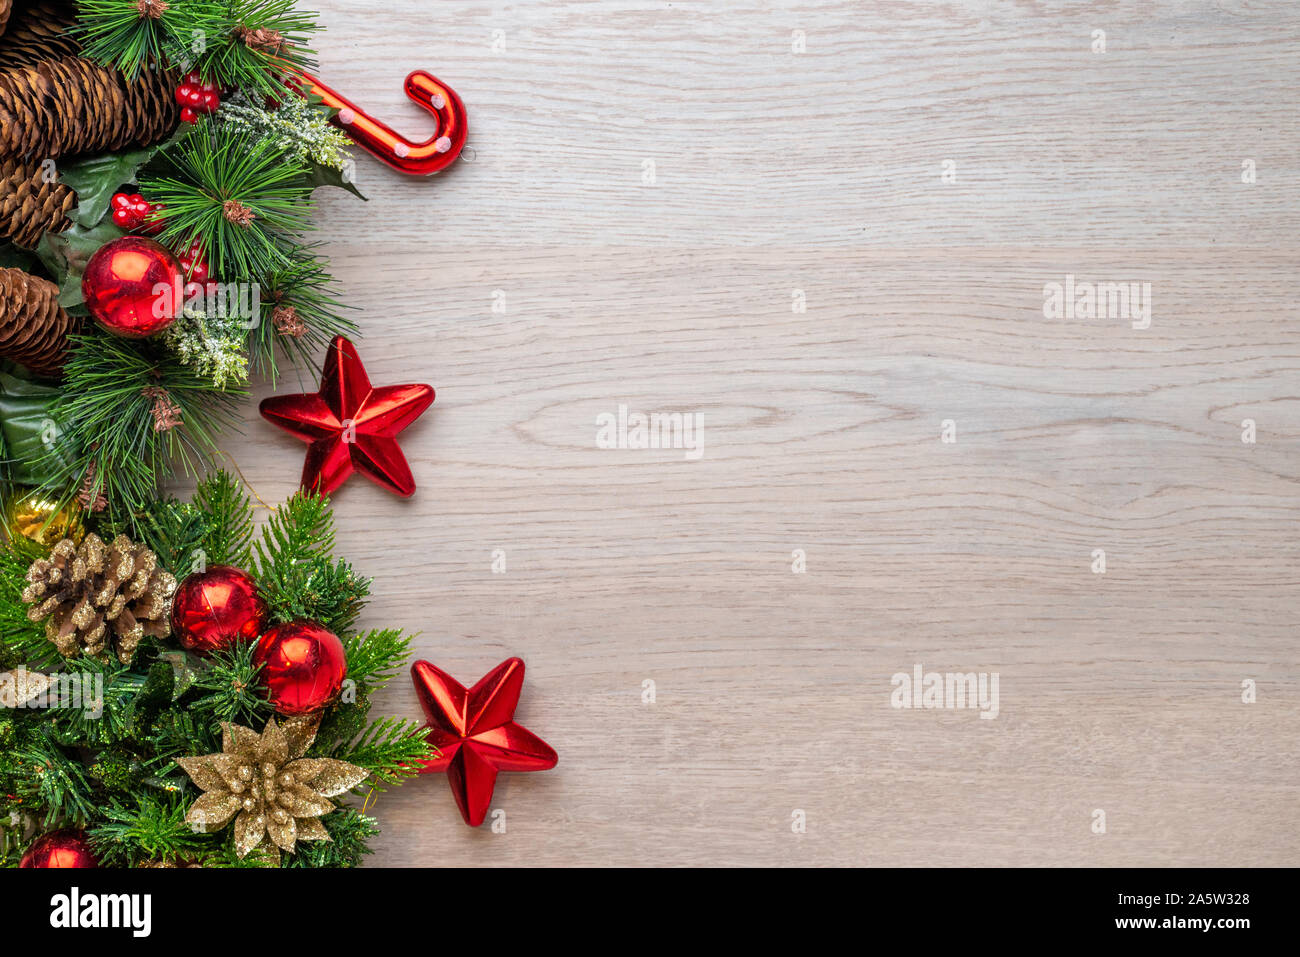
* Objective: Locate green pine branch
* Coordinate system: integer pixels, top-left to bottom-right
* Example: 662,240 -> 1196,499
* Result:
105,497 -> 211,577
87,794 -> 214,866
187,642 -> 273,725
191,0 -> 321,99
327,716 -> 433,791
251,488 -> 335,614
341,628 -> 414,694
193,468 -> 255,568
142,125 -> 314,280
0,540 -> 58,670
264,555 -> 369,634
249,248 -> 357,384
74,0 -> 219,79
285,808 -> 378,868
43,330 -> 245,525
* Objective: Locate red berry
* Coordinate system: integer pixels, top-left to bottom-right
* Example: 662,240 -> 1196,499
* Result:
112,208 -> 134,228
180,106 -> 199,123
183,72 -> 203,85
140,205 -> 165,236
199,90 -> 220,113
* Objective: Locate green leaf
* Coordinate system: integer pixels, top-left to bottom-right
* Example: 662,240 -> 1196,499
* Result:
158,650 -> 201,701
58,146 -> 161,229
300,160 -> 366,201
0,241 -> 38,271
0,371 -> 78,480
33,219 -> 127,310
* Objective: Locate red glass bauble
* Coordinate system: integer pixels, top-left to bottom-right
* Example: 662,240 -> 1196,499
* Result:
81,237 -> 184,337
253,621 -> 347,715
170,565 -> 269,655
19,830 -> 98,868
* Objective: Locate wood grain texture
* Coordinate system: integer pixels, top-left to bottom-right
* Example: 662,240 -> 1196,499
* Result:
211,1 -> 1299,865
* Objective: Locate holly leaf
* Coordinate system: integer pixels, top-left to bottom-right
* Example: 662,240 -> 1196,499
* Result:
0,241 -> 38,271
0,371 -> 78,479
33,219 -> 126,309
300,157 -> 366,201
158,651 -> 201,701
128,661 -> 176,738
58,146 -> 161,229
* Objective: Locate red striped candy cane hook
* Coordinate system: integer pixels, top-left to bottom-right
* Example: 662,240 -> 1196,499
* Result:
287,69 -> 468,176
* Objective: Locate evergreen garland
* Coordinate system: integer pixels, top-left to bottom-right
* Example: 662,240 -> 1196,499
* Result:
0,473 -> 432,867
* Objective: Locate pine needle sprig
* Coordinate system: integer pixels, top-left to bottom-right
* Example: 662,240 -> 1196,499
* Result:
105,497 -> 211,577
192,0 -> 320,99
264,555 -> 369,634
327,716 -> 432,790
250,248 -> 356,383
285,808 -> 378,868
0,541 -> 57,670
251,489 -> 335,610
15,731 -> 98,826
75,0 -> 218,79
342,628 -> 415,694
88,794 -> 213,866
45,657 -> 143,748
142,125 -> 314,280
44,331 -> 245,524
193,468 -> 255,568
188,642 -> 272,725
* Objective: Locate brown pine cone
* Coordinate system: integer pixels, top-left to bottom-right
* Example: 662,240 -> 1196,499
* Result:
0,2 -> 12,39
0,265 -> 79,376
22,533 -> 177,665
0,2 -> 80,69
0,154 -> 73,245
0,55 -> 178,161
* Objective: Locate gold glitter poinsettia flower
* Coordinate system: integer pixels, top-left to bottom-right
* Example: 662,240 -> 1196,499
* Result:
177,715 -> 368,860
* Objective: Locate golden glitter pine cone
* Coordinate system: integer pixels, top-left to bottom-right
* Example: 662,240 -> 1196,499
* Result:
178,716 -> 369,861
0,265 -> 79,376
21,532 -> 177,665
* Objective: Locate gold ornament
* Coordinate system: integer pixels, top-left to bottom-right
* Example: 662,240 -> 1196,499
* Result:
177,715 -> 368,861
21,533 -> 176,665
2,490 -> 84,548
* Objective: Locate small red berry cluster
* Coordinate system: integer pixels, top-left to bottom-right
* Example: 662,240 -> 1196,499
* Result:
178,239 -> 215,288
175,72 -> 221,124
110,192 -> 165,234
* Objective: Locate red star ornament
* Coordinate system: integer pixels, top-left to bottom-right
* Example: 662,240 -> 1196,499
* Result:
412,657 -> 558,826
259,335 -> 434,497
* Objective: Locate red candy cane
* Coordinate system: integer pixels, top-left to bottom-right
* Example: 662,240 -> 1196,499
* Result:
287,69 -> 468,176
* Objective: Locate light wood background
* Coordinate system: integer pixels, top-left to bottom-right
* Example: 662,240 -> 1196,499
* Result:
211,1 -> 1300,865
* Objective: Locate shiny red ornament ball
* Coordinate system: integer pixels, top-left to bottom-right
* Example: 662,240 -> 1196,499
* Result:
19,830 -> 98,868
81,237 -> 184,337
253,621 -> 347,715
170,565 -> 269,655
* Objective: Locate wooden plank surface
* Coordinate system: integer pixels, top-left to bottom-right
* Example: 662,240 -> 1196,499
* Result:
211,1 -> 1300,865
